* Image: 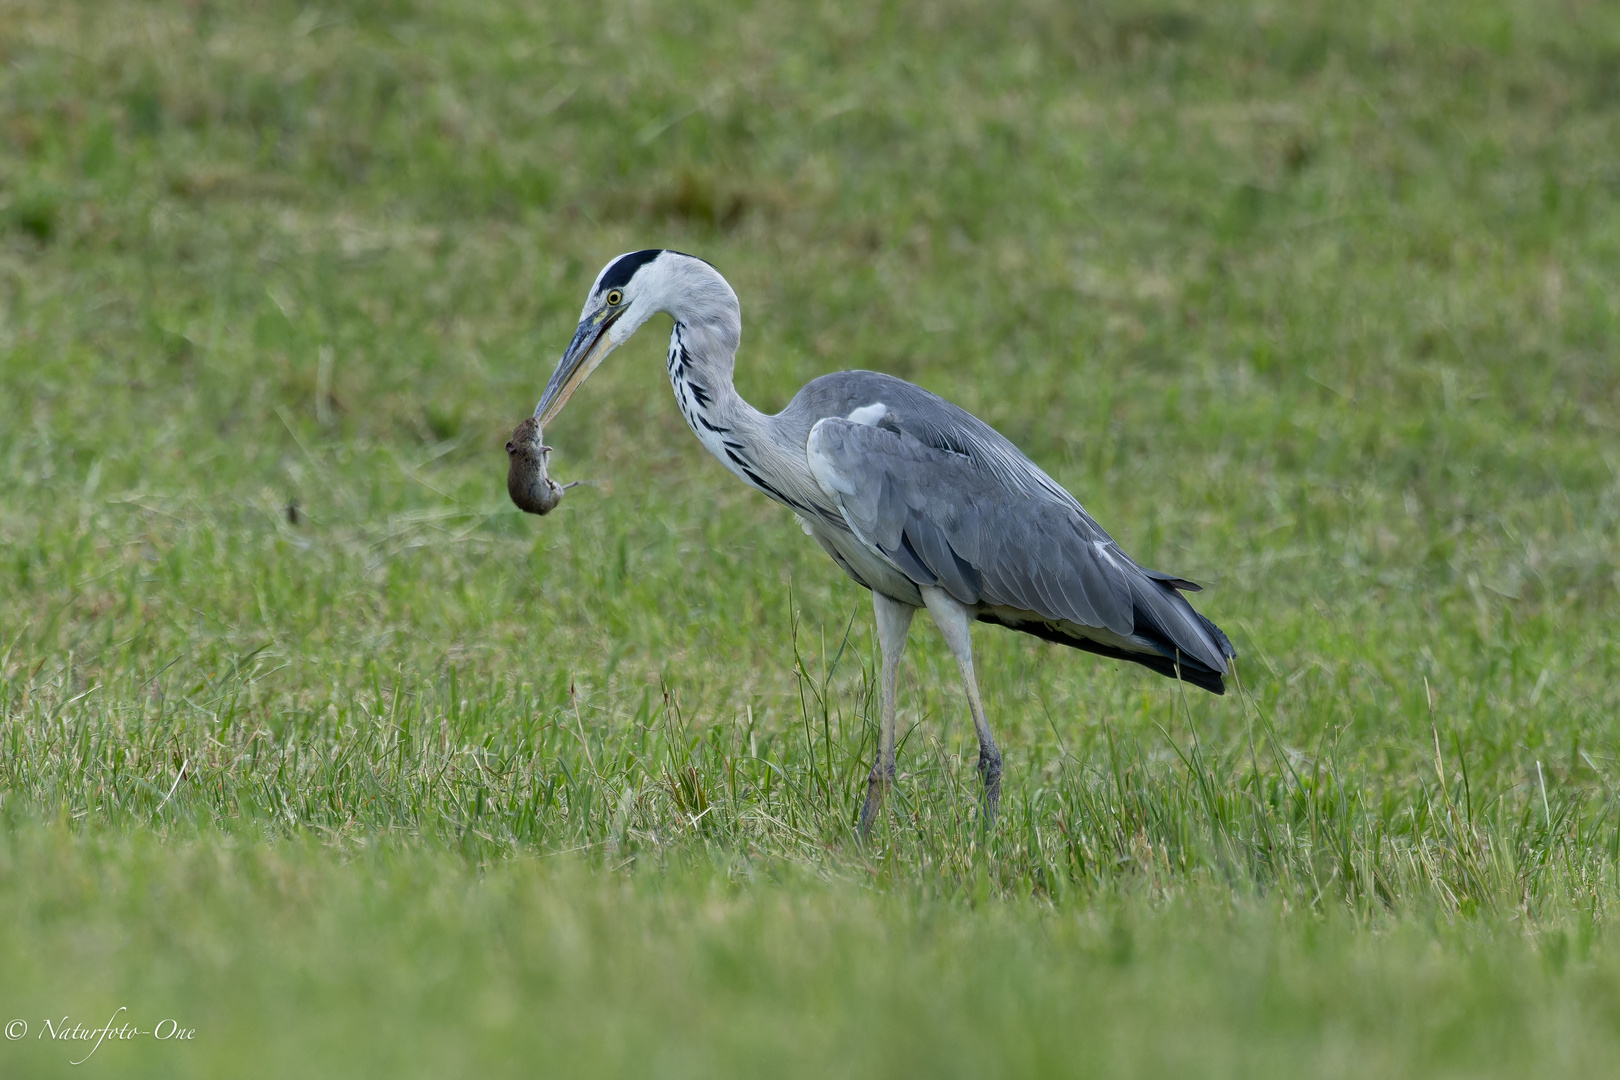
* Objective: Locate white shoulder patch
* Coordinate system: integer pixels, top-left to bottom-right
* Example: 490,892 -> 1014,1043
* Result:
805,418 -> 854,496
845,402 -> 888,426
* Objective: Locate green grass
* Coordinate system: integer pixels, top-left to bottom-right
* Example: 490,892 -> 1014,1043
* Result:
1,0 -> 1619,1074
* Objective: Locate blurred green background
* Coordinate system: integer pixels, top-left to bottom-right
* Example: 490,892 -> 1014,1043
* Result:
1,0 -> 1619,1075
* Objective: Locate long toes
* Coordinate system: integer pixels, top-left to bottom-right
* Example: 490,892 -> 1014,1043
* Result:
977,753 -> 1002,825
976,751 -> 1002,785
858,778 -> 883,839
858,794 -> 882,838
859,763 -> 898,839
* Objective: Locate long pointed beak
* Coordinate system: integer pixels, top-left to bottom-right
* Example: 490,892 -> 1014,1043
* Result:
535,305 -> 623,427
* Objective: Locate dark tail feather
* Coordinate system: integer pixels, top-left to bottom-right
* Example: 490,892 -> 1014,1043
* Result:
1141,567 -> 1203,592
1118,578 -> 1234,694
1114,642 -> 1228,695
977,611 -> 1230,694
1196,610 -> 1236,660
1128,576 -> 1230,671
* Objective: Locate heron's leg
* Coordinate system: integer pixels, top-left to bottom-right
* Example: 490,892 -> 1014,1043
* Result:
920,586 -> 1002,825
859,591 -> 915,839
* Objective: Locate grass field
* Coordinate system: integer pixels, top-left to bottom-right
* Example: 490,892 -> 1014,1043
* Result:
2,0 -> 1619,1075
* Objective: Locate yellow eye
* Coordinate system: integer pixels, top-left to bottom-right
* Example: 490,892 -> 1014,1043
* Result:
605,289 -> 624,306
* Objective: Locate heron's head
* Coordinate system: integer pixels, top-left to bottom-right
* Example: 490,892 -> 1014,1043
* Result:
534,249 -> 738,427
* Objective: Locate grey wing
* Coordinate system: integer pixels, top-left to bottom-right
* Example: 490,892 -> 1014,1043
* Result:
805,416 -> 1231,674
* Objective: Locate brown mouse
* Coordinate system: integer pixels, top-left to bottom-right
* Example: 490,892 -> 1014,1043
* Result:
505,416 -> 574,515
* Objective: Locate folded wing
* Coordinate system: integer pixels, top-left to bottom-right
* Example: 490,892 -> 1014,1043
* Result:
805,414 -> 1233,686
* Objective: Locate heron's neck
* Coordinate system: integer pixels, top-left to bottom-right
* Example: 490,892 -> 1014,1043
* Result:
663,318 -> 781,490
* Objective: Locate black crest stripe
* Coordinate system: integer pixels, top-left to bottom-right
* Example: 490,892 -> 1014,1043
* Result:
598,249 -> 714,294
597,249 -> 664,292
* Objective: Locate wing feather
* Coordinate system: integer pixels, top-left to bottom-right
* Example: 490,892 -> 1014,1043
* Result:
791,373 -> 1233,685
807,417 -> 1139,637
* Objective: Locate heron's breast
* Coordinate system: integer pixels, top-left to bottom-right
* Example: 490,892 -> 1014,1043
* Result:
799,516 -> 924,606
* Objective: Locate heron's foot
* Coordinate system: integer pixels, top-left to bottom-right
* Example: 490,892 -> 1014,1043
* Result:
977,747 -> 1003,827
858,762 -> 895,840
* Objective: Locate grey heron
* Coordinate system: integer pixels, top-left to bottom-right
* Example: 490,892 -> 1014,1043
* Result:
528,249 -> 1235,834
